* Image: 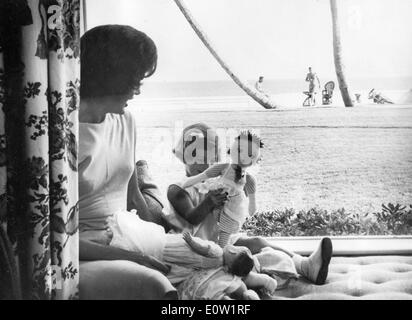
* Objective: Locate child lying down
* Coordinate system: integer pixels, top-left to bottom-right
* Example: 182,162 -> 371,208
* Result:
107,210 -> 277,299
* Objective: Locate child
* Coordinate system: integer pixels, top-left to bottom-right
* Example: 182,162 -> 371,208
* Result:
107,210 -> 277,298
181,130 -> 263,247
178,264 -> 277,300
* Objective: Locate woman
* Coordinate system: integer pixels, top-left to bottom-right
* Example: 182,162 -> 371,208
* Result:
78,25 -> 176,300
166,123 -> 333,288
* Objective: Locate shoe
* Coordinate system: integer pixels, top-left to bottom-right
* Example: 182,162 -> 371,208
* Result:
313,237 -> 333,285
294,237 -> 333,285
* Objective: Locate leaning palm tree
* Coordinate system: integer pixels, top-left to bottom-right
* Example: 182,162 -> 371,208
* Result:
330,0 -> 353,107
174,0 -> 280,109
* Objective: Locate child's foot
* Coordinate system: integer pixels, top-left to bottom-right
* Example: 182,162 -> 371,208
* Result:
293,237 -> 333,285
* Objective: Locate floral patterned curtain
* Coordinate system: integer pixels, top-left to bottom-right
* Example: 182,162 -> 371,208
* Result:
0,0 -> 79,299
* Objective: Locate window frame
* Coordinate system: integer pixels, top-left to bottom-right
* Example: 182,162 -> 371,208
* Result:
81,4 -> 412,258
267,235 -> 412,256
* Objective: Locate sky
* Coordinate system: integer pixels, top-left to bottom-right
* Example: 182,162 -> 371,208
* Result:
84,0 -> 412,82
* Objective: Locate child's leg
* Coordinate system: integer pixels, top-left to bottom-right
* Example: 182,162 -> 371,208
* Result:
218,212 -> 240,248
234,235 -> 333,285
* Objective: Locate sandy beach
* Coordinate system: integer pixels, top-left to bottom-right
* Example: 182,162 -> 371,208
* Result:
129,90 -> 412,215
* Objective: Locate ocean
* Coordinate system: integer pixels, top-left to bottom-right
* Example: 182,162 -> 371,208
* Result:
137,77 -> 412,99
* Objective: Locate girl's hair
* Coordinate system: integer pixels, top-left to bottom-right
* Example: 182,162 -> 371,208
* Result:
229,130 -> 264,182
80,25 -> 157,98
228,251 -> 255,277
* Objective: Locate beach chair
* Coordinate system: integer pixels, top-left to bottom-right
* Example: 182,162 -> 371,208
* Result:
368,88 -> 394,104
322,81 -> 335,105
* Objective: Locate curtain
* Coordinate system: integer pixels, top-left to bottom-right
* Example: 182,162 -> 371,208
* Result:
0,0 -> 80,300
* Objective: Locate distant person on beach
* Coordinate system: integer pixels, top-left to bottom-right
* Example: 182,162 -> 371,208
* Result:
255,76 -> 270,99
255,76 -> 265,93
305,67 -> 321,106
355,93 -> 362,104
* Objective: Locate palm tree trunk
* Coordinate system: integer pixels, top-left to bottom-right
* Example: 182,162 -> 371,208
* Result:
330,0 -> 353,107
82,0 -> 87,32
174,0 -> 280,109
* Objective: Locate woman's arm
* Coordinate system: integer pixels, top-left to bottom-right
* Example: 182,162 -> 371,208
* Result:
181,163 -> 227,189
79,239 -> 170,274
167,184 -> 227,225
127,167 -> 152,221
181,172 -> 209,189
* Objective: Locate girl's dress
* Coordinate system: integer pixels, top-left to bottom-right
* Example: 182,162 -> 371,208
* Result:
253,247 -> 298,289
195,163 -> 254,246
207,165 -> 249,228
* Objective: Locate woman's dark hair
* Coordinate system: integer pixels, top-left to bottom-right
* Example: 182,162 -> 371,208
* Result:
229,251 -> 255,277
80,25 -> 157,98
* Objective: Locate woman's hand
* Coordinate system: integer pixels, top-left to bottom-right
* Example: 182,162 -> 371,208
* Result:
167,184 -> 226,226
206,188 -> 228,208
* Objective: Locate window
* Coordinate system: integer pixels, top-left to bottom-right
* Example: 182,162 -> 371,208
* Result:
84,0 -> 412,254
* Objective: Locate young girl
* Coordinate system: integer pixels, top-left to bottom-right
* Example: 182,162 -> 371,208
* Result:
181,131 -> 263,247
107,210 -> 277,299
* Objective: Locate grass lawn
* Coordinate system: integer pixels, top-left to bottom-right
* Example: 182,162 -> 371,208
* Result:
132,103 -> 412,216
